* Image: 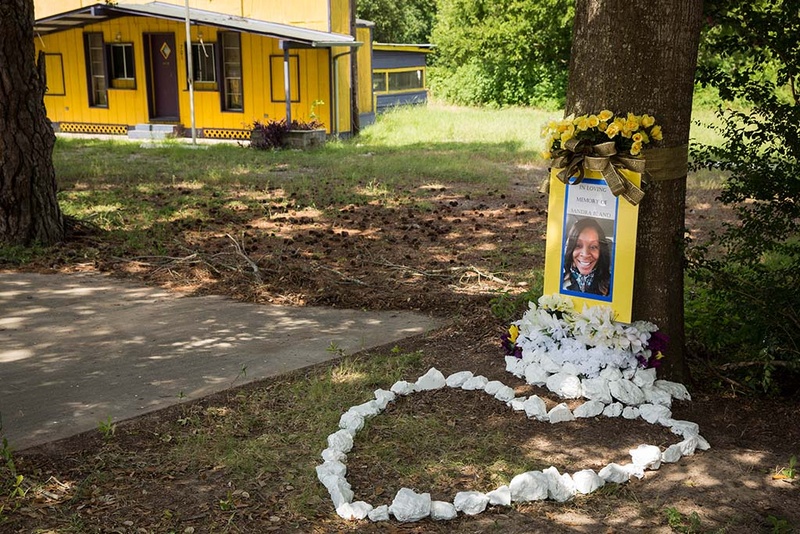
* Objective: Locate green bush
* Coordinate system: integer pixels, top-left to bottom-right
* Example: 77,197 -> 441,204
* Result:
687,0 -> 800,394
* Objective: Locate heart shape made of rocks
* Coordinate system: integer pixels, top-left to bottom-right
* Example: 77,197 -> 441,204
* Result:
318,366 -> 708,522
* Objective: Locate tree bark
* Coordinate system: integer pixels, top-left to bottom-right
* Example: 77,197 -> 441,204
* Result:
0,0 -> 64,245
565,1 -> 704,381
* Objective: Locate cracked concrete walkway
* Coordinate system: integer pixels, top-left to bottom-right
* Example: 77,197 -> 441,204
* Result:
0,272 -> 440,450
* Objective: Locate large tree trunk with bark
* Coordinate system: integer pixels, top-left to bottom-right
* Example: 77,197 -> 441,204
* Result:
0,0 -> 64,245
565,1 -> 704,380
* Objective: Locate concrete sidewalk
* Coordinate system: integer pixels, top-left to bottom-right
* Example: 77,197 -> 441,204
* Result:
0,272 -> 441,450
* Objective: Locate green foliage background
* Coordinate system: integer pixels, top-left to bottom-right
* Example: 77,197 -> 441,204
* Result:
688,0 -> 800,394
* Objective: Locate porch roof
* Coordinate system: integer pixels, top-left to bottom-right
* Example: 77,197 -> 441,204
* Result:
34,2 -> 361,48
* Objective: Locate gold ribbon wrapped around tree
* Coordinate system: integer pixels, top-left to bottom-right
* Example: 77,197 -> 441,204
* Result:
541,111 -> 664,206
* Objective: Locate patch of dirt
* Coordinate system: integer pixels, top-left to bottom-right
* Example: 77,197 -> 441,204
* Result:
2,172 -> 798,532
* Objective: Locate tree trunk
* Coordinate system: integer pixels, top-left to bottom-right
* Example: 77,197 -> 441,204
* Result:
565,1 -> 704,381
0,0 -> 64,246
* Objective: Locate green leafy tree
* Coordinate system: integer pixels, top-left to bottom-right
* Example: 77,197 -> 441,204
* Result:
356,0 -> 437,43
429,0 -> 573,108
688,0 -> 800,393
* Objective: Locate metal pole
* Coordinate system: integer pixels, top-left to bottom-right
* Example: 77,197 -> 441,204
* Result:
283,45 -> 292,124
184,0 -> 197,144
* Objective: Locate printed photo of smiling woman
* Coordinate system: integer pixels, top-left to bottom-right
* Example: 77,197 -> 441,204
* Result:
562,217 -> 612,296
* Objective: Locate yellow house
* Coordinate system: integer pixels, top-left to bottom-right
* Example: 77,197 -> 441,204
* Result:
33,1 -> 375,140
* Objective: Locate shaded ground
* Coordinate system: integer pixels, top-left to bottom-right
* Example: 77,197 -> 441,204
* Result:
2,168 -> 797,533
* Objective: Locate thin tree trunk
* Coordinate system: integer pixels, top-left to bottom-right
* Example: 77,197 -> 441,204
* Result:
0,0 -> 64,245
565,1 -> 704,381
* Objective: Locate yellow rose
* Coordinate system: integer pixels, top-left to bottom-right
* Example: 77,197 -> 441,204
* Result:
625,113 -> 640,133
576,116 -> 590,131
542,150 -> 552,160
641,114 -> 655,128
598,109 -> 614,122
630,141 -> 643,156
650,125 -> 663,140
587,115 -> 600,128
639,131 -> 650,144
560,131 -> 573,144
632,132 -> 643,143
598,121 -> 608,131
605,123 -> 620,138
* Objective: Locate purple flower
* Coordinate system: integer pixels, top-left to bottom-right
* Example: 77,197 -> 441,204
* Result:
647,331 -> 669,354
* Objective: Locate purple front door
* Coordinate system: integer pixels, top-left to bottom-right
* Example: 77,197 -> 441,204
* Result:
144,33 -> 179,120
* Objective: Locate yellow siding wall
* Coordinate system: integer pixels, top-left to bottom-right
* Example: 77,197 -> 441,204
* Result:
356,26 -> 373,116
36,16 -> 334,133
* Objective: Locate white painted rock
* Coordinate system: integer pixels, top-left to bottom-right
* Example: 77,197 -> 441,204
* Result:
510,471 -> 549,502
389,488 -> 431,522
509,396 -> 527,411
548,402 -> 575,424
661,443 -> 684,463
523,395 -> 549,421
632,367 -> 657,389
320,474 -> 354,509
327,429 -> 354,453
546,373 -> 583,399
642,384 -> 673,407
462,375 -> 489,391
454,491 -> 489,515
573,400 -> 605,418
430,500 -> 457,520
351,400 -> 381,418
524,363 -> 550,386
598,463 -> 631,484
494,385 -> 516,402
602,402 -> 623,418
487,485 -> 511,506
484,380 -> 504,395
390,380 -> 416,396
622,406 -> 640,419
609,379 -> 646,406
321,447 -> 346,463
543,466 -> 576,502
446,371 -> 473,388
561,361 -> 581,376
316,460 -> 346,482
630,444 -> 662,470
624,463 -> 646,479
600,366 -> 623,381
665,419 -> 701,437
337,501 -> 373,520
416,368 -> 446,391
368,504 -> 390,522
639,404 -> 672,425
339,410 -> 365,434
373,389 -> 396,410
581,377 -> 613,404
572,469 -> 605,494
654,379 -> 691,401
505,356 -> 526,377
539,354 -> 563,374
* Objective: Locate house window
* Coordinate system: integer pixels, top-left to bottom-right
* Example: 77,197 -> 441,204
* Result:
220,32 -> 243,111
84,32 -> 108,107
43,53 -> 66,96
372,72 -> 387,92
388,69 -> 424,91
108,43 -> 135,89
189,42 -> 217,90
269,54 -> 300,102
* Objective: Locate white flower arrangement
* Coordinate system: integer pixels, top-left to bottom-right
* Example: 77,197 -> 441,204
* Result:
507,295 -> 664,379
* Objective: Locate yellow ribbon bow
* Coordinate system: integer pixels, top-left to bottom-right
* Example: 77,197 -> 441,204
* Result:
549,138 -> 646,205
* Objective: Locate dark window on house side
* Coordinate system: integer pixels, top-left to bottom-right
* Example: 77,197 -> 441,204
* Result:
108,43 -> 135,89
84,32 -> 108,107
189,42 -> 217,88
372,72 -> 387,92
220,32 -> 243,111
388,69 -> 424,91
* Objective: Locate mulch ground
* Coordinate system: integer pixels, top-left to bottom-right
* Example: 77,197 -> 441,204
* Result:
1,169 -> 798,533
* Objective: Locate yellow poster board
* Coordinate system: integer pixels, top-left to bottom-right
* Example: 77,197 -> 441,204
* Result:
543,168 -> 640,323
